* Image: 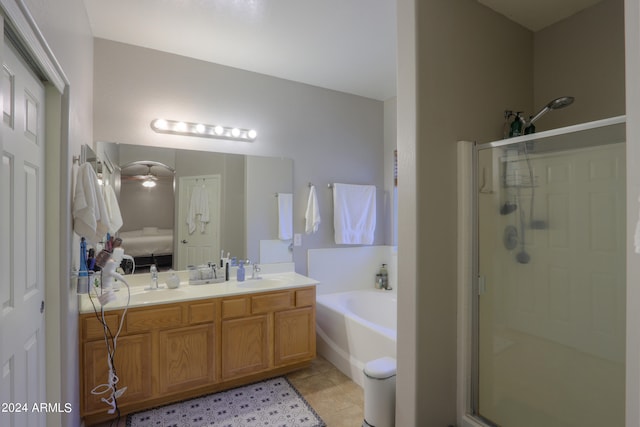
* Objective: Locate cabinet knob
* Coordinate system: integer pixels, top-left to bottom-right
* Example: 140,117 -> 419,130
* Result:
181,239 -> 188,244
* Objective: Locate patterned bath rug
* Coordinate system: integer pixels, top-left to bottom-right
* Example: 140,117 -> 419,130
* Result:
126,377 -> 326,427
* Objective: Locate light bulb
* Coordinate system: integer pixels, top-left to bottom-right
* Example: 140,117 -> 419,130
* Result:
231,128 -> 240,138
142,179 -> 156,188
153,119 -> 168,130
214,125 -> 224,135
247,129 -> 257,139
195,123 -> 205,133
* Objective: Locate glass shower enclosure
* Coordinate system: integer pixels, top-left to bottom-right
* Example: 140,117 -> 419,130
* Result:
471,117 -> 626,427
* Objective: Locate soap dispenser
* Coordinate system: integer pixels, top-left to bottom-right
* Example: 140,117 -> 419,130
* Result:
237,260 -> 246,282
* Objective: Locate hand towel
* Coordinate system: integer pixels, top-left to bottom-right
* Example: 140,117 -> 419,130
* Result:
187,185 -> 210,234
197,186 -> 210,233
277,193 -> 293,240
103,184 -> 123,234
333,183 -> 376,244
72,163 -> 110,244
305,185 -> 321,234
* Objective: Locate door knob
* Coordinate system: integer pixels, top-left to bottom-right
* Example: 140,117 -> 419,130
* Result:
181,239 -> 188,244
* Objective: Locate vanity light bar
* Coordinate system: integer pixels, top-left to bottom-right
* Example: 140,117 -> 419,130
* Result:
150,118 -> 257,141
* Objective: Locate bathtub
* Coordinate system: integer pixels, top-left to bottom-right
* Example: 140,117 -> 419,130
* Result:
315,289 -> 397,387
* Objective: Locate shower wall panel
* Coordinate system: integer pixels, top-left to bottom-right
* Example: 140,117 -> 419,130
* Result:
475,133 -> 625,427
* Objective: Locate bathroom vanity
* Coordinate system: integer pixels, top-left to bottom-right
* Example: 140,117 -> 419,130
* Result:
78,273 -> 317,425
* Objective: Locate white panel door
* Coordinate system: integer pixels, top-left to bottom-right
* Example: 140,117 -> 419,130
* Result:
0,35 -> 46,427
176,175 -> 221,269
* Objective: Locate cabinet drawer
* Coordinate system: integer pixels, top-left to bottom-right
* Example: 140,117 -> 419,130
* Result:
222,297 -> 249,319
127,306 -> 182,332
82,314 -> 120,340
189,301 -> 216,324
251,292 -> 293,314
295,288 -> 315,307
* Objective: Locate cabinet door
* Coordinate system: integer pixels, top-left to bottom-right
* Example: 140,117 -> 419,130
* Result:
158,324 -> 215,393
274,307 -> 316,366
221,314 -> 270,379
82,334 -> 152,414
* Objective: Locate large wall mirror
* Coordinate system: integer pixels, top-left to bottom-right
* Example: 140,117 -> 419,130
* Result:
97,142 -> 293,273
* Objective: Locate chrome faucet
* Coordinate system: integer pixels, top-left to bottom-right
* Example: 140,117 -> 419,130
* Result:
252,263 -> 261,280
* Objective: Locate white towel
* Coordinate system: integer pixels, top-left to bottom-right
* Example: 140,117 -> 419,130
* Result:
187,185 -> 210,234
305,185 -> 321,234
277,193 -> 293,240
72,163 -> 110,244
332,183 -> 376,244
103,184 -> 123,234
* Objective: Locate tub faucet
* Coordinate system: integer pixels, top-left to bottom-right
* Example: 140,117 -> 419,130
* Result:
252,263 -> 261,280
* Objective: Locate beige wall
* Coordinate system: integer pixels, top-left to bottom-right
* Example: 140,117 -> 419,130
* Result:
534,0 -> 625,131
624,0 -> 640,424
400,0 -> 626,425
406,1 -> 533,424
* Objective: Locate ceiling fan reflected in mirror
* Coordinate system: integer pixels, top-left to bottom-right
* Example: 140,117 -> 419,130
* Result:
121,161 -> 174,188
141,164 -> 157,188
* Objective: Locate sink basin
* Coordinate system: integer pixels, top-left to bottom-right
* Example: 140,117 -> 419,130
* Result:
236,277 -> 288,289
125,288 -> 189,304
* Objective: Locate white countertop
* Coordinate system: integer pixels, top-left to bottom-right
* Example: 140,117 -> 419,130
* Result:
78,271 -> 318,314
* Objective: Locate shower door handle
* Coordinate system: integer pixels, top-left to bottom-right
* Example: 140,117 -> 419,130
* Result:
477,276 -> 486,296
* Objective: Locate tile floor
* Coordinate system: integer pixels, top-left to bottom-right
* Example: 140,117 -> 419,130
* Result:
91,355 -> 364,427
288,356 -> 364,426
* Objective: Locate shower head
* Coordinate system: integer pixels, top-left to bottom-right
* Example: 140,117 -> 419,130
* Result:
527,96 -> 575,126
547,96 -> 574,110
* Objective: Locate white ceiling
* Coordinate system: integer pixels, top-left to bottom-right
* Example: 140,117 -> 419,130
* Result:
83,0 -> 602,102
83,0 -> 397,101
477,0 -> 604,32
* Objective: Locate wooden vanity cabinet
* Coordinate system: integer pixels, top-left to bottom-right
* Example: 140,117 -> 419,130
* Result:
221,314 -> 270,379
79,286 -> 316,425
81,332 -> 152,413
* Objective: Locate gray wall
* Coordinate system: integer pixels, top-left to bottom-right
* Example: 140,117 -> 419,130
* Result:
93,38 -> 386,275
397,0 -> 626,425
120,179 -> 174,231
246,156 -> 294,263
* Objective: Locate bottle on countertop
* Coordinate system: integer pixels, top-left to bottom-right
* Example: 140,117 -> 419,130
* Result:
237,260 -> 245,282
375,273 -> 383,289
150,264 -> 158,289
379,264 -> 388,289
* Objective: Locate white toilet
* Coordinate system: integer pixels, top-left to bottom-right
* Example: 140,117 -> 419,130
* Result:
362,356 -> 396,427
